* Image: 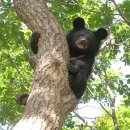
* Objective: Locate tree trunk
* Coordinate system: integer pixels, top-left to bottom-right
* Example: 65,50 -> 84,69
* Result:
13,0 -> 78,130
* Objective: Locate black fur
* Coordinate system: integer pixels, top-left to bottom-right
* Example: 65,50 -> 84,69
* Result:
66,17 -> 108,99
30,32 -> 40,54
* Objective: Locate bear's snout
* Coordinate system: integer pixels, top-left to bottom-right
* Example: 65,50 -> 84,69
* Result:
76,36 -> 88,49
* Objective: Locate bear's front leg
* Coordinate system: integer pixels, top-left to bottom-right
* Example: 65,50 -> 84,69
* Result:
30,32 -> 41,54
67,60 -> 86,74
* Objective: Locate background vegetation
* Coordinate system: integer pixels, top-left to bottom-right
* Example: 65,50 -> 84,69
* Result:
0,0 -> 130,129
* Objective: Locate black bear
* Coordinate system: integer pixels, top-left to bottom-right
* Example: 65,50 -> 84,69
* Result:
66,17 -> 108,99
17,17 -> 108,105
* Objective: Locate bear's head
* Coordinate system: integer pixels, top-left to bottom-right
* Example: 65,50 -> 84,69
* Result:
67,17 -> 108,56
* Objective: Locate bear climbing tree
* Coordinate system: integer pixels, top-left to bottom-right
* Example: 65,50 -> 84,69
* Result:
13,0 -> 77,130
17,17 -> 108,106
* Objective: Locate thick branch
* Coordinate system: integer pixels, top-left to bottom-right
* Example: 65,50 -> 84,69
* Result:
111,99 -> 120,130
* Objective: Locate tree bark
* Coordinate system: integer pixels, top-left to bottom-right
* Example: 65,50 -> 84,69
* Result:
13,0 -> 78,130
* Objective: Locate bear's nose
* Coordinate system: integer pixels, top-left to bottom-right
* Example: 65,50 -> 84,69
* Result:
80,39 -> 86,44
80,40 -> 87,48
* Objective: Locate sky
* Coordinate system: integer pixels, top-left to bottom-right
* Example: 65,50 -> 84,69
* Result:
116,0 -> 123,4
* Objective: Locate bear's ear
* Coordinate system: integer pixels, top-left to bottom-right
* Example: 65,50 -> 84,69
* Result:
73,17 -> 85,30
95,28 -> 108,40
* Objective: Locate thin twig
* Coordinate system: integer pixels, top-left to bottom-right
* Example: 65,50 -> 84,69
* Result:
111,0 -> 130,26
87,87 -> 112,118
103,71 -> 120,130
73,111 -> 93,130
6,54 -> 30,85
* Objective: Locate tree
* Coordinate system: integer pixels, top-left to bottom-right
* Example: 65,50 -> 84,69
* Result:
1,0 -> 130,130
12,0 -> 78,130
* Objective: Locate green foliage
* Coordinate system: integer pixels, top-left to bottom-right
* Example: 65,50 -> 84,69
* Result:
94,105 -> 130,130
0,0 -> 130,129
119,0 -> 130,21
0,0 -> 33,125
63,114 -> 84,130
63,113 -> 89,130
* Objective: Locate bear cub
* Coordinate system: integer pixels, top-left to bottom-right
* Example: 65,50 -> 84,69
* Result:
17,17 -> 108,105
66,17 -> 108,99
